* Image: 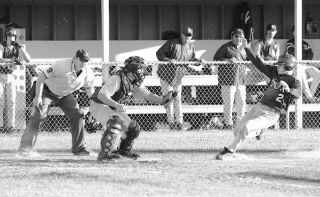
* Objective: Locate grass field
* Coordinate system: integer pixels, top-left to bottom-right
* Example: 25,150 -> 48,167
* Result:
0,129 -> 320,197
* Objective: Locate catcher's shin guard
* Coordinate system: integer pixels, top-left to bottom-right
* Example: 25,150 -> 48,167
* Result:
119,120 -> 140,158
98,115 -> 122,161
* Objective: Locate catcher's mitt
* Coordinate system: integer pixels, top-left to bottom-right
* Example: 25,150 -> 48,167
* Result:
162,91 -> 178,107
84,112 -> 102,134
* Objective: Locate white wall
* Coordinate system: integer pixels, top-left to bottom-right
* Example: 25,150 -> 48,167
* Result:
25,39 -> 320,62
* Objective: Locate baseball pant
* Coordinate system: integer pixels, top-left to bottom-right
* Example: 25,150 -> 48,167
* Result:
221,85 -> 246,126
0,73 -> 16,128
19,88 -> 86,153
90,101 -> 132,132
305,66 -> 320,96
227,103 -> 280,152
160,78 -> 183,124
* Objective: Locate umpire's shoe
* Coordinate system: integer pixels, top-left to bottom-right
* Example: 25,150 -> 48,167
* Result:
73,147 -> 91,156
216,147 -> 234,160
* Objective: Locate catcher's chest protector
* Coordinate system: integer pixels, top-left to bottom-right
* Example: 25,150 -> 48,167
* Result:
111,72 -> 135,103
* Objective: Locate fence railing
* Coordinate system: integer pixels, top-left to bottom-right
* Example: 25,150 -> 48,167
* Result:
2,60 -> 320,132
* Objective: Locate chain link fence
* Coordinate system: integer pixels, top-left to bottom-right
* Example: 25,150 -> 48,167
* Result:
1,60 -> 320,132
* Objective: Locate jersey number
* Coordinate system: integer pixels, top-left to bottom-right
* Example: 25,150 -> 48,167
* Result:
276,93 -> 284,103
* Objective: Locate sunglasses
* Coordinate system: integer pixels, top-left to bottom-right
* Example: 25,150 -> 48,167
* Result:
183,33 -> 192,37
234,35 -> 244,39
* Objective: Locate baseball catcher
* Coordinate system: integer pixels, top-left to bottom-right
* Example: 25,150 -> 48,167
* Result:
90,56 -> 177,162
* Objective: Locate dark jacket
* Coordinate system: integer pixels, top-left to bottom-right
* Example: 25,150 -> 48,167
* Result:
213,41 -> 247,85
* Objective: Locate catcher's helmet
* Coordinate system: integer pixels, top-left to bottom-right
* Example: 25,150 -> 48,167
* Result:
276,53 -> 296,71
123,56 -> 147,85
5,27 -> 17,38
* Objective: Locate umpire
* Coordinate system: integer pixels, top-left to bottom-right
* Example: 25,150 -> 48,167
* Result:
18,49 -> 95,156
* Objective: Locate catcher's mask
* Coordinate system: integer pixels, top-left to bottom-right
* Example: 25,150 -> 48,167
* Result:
275,53 -> 296,71
123,56 -> 147,86
5,27 -> 17,40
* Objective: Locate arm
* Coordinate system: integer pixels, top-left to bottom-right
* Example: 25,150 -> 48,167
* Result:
33,71 -> 47,110
254,41 -> 262,59
18,45 -> 31,63
135,86 -> 163,104
213,45 -> 227,61
156,40 -> 173,62
85,86 -> 95,98
275,43 -> 280,60
244,47 -> 274,78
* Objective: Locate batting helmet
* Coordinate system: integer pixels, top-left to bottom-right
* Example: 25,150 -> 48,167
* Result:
276,53 -> 296,71
123,56 -> 147,85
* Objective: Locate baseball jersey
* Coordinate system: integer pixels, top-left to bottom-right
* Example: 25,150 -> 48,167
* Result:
91,70 -> 162,106
255,39 -> 279,61
245,48 -> 301,113
0,41 -> 20,74
43,59 -> 95,97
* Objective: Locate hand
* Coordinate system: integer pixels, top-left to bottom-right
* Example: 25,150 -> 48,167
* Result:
308,97 -> 320,103
276,81 -> 290,93
227,57 -> 238,63
12,41 -> 22,49
162,91 -> 178,107
169,59 -> 177,64
242,38 -> 250,48
33,96 -> 43,112
116,104 -> 126,112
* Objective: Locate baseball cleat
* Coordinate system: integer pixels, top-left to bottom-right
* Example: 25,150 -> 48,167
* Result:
216,147 -> 234,160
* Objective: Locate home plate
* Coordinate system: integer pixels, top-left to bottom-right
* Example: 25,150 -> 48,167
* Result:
284,149 -> 320,159
136,157 -> 162,163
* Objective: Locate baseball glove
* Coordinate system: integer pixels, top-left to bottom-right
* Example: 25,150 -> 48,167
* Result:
84,112 -> 102,134
161,91 -> 178,107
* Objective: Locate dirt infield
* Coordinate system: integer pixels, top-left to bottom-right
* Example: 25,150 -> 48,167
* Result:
0,130 -> 320,197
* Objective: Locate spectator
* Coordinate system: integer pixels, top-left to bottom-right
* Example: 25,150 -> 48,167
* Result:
254,23 -> 280,61
0,27 -> 31,133
286,26 -> 320,102
285,25 -> 313,60
18,49 -> 95,156
156,26 -> 203,131
213,28 -> 248,129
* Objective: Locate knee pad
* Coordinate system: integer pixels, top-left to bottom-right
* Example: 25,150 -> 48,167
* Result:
107,115 -> 122,132
127,120 -> 140,139
100,115 -> 123,154
119,120 -> 140,153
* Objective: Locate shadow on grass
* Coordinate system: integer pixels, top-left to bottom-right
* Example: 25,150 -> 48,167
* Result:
238,171 -> 320,184
0,148 -> 303,155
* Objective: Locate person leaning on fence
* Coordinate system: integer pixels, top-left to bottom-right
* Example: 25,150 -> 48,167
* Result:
213,28 -> 248,129
216,45 -> 302,160
0,27 -> 31,133
285,26 -> 320,102
89,56 -> 177,162
285,25 -> 313,61
253,23 -> 280,61
17,49 -> 95,156
156,26 -> 204,131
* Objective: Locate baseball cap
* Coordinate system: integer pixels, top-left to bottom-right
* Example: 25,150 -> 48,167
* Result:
266,24 -> 277,31
5,28 -> 17,36
232,28 -> 244,37
182,26 -> 193,37
76,49 -> 90,62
